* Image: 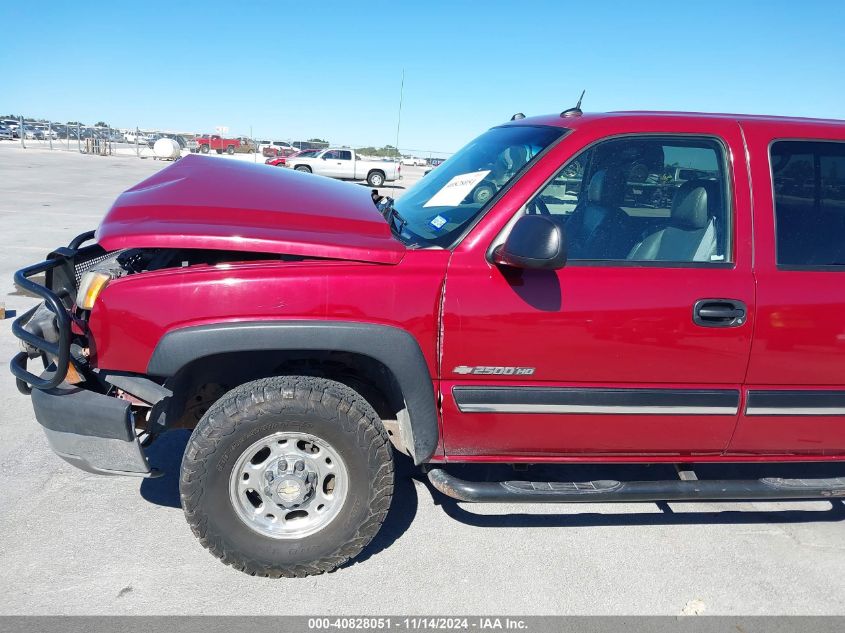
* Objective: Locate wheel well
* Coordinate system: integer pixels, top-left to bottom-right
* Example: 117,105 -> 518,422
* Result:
368,169 -> 385,178
163,349 -> 406,436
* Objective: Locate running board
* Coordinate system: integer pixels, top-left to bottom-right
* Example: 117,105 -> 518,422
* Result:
427,468 -> 845,503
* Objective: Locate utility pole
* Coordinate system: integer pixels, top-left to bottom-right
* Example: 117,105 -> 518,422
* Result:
394,69 -> 404,161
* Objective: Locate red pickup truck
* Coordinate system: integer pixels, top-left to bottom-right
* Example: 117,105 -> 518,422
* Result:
11,110 -> 845,577
195,134 -> 256,155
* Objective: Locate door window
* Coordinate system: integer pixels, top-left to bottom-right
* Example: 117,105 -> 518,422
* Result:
525,136 -> 731,263
771,140 -> 845,268
338,150 -> 352,160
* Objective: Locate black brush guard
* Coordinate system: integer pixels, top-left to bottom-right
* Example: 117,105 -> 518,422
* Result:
10,230 -> 97,394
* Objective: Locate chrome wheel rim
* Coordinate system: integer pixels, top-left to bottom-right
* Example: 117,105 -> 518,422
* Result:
228,431 -> 349,539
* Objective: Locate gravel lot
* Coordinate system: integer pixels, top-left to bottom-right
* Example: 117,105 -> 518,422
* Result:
0,144 -> 844,616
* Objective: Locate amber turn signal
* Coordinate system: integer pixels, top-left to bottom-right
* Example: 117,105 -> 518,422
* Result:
76,271 -> 111,310
64,362 -> 84,385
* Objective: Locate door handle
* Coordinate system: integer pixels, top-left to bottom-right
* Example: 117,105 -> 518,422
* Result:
693,299 -> 747,327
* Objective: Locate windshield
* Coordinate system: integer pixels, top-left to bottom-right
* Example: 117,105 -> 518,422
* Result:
392,125 -> 564,247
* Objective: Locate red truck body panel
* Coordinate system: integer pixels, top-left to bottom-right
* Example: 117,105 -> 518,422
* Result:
89,250 -> 448,382
87,112 -> 845,463
96,154 -> 405,264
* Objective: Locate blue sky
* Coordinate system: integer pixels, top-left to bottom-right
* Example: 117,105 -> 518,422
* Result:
2,1 -> 843,153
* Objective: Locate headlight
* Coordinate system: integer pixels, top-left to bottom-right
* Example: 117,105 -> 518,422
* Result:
76,271 -> 111,309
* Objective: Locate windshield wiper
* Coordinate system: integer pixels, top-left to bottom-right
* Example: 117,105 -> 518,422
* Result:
378,197 -> 408,238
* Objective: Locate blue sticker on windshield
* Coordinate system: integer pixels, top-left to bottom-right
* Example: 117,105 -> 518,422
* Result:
430,215 -> 447,230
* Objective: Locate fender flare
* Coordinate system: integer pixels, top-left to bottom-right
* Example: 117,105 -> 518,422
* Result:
146,321 -> 438,464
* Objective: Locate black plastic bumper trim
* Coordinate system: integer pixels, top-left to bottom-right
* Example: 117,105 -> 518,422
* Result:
31,375 -> 134,441
29,371 -> 153,476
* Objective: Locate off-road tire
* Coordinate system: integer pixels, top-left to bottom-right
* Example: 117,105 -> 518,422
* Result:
227,145 -> 235,155
367,170 -> 386,187
180,376 -> 394,577
294,165 -> 311,173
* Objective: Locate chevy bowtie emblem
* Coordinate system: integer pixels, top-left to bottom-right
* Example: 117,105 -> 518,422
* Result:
453,366 -> 535,376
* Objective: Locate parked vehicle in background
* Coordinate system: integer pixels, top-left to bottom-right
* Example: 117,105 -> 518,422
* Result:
2,120 -> 21,138
288,147 -> 401,186
264,148 -> 320,167
402,156 -> 427,166
32,125 -> 54,139
0,125 -> 13,141
123,131 -> 150,144
12,110 -> 845,580
235,137 -> 257,154
423,159 -> 446,176
260,141 -> 297,157
196,134 -> 256,155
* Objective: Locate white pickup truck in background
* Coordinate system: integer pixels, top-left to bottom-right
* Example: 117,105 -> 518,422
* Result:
287,148 -> 401,187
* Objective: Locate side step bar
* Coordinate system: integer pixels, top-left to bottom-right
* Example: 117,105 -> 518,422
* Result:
427,468 -> 845,503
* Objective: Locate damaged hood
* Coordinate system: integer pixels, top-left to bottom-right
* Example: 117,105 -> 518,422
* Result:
96,154 -> 405,264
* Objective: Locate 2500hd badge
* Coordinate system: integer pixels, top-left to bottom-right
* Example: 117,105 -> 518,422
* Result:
452,366 -> 536,376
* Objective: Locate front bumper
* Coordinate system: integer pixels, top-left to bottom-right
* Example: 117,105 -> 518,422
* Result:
30,370 -> 155,477
11,231 -> 156,477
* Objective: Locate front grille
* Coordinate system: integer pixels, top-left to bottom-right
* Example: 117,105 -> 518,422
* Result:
73,249 -> 119,285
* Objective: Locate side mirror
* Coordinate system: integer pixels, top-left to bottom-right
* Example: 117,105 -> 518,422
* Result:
492,214 -> 567,270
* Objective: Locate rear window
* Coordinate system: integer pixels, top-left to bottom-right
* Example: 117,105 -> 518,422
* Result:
771,140 -> 845,268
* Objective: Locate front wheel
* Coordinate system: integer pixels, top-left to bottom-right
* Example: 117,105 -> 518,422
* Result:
180,376 -> 394,577
367,171 -> 386,187
227,145 -> 235,155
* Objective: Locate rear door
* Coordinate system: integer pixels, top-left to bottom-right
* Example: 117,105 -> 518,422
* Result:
730,123 -> 845,455
441,118 -> 756,458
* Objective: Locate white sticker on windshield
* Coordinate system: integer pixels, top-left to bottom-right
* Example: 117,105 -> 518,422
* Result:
423,170 -> 491,208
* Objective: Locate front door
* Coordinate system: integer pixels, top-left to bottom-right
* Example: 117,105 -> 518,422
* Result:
320,149 -> 354,178
441,123 -> 755,458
